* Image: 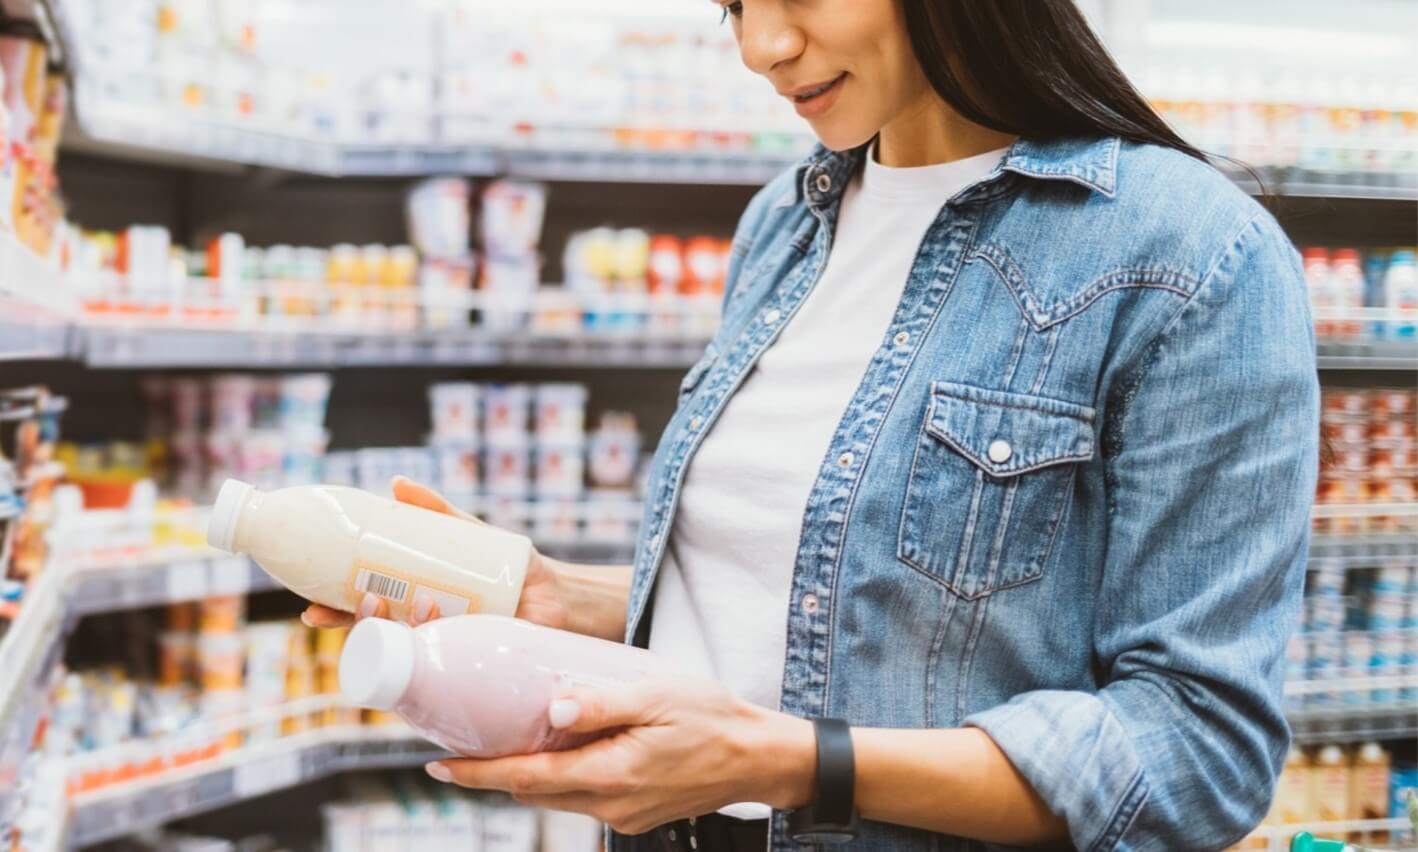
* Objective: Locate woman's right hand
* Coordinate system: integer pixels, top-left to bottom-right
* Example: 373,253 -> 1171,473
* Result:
299,475 -> 569,631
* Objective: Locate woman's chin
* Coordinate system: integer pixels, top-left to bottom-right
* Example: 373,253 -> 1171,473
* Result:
806,119 -> 878,153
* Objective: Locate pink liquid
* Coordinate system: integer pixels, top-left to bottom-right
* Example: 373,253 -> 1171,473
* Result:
344,615 -> 669,757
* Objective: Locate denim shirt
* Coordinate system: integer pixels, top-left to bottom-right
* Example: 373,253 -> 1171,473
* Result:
618,137 -> 1319,852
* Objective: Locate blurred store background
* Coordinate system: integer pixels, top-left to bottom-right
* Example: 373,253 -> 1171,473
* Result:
0,1 -> 1414,850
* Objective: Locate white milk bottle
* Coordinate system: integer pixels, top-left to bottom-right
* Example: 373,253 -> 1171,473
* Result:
1385,250 -> 1417,340
339,614 -> 671,757
207,479 -> 531,621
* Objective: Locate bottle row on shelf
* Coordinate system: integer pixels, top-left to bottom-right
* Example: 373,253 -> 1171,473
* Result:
1306,247 -> 1417,344
1142,66 -> 1418,184
1239,742 -> 1416,846
1313,387 -> 1417,534
63,0 -> 806,151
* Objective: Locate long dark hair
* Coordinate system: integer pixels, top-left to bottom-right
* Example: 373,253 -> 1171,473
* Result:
903,1 -> 1206,163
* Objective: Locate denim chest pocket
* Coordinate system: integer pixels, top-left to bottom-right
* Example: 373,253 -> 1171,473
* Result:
898,382 -> 1096,599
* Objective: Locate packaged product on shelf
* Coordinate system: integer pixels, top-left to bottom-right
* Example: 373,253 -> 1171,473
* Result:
158,629 -> 196,688
1309,744 -> 1351,823
486,434 -> 532,498
198,595 -> 245,633
541,810 -> 602,852
480,180 -> 547,257
588,412 -> 641,490
1268,747 -> 1310,824
482,801 -> 540,852
206,479 -> 533,622
1393,763 -> 1418,819
339,614 -> 670,757
532,499 -> 581,543
1388,249 -> 1418,339
433,442 -> 480,502
583,490 -> 639,545
196,630 -> 245,693
534,383 -> 588,440
484,383 -> 532,441
1351,742 -> 1393,825
534,438 -> 586,499
406,177 -> 472,259
429,382 -> 481,443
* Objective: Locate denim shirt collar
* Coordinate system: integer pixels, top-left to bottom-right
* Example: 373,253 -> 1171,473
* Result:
782,135 -> 1121,211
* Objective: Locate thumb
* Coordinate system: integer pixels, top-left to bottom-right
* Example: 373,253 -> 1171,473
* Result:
547,685 -> 661,734
391,476 -> 484,524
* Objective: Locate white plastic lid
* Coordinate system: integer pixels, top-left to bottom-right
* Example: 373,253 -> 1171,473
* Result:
207,479 -> 255,553
340,618 -> 416,711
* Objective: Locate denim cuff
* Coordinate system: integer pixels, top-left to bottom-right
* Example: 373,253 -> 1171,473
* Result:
964,690 -> 1147,852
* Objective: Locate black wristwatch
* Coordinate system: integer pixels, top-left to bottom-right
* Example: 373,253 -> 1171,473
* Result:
787,718 -> 860,845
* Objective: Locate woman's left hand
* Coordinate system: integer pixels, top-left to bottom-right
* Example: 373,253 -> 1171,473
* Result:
424,677 -> 815,835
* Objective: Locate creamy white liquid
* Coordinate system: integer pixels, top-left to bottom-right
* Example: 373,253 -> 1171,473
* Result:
212,481 -> 531,621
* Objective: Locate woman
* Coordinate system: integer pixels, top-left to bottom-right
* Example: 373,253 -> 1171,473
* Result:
308,1 -> 1319,849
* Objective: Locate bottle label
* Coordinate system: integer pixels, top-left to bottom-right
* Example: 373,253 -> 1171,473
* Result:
355,566 -> 411,604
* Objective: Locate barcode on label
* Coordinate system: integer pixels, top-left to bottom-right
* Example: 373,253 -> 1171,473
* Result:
356,569 -> 410,603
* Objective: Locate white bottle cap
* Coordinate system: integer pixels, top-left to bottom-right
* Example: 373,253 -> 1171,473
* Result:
340,618 -> 416,710
207,479 -> 255,553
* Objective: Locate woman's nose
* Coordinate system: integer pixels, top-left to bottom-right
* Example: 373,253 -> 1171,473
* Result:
738,5 -> 806,77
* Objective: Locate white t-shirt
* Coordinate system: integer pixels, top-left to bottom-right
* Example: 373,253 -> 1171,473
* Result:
649,145 -> 1008,712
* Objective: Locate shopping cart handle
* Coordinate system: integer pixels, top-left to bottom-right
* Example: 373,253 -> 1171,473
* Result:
1290,832 -> 1350,852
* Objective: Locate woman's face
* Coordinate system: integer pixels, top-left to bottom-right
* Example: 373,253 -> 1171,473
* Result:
719,0 -> 932,151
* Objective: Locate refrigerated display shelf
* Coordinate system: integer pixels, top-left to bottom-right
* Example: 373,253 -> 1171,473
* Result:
78,326 -> 711,369
1309,533 -> 1418,562
1314,342 -> 1418,370
68,727 -> 446,848
1285,674 -> 1418,745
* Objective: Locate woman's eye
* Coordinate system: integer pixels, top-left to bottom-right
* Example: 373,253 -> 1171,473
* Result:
721,2 -> 743,23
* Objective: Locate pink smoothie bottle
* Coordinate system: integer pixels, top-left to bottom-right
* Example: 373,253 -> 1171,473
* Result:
339,614 -> 669,757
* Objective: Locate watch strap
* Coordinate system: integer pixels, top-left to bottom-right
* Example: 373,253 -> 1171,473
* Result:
812,718 -> 856,827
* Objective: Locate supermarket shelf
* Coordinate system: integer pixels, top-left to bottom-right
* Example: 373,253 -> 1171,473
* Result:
1309,533 -> 1418,562
1220,164 -> 1418,202
1249,819 -> 1415,852
79,326 -> 709,369
0,231 -> 75,361
1315,342 -> 1418,370
1285,674 -> 1418,745
69,726 -> 446,847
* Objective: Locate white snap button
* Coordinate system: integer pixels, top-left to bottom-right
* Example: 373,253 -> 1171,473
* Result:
988,439 -> 1012,463
802,594 -> 819,614
668,830 -> 677,842
893,331 -> 910,347
689,416 -> 703,431
838,451 -> 854,469
762,308 -> 781,325
815,173 -> 832,193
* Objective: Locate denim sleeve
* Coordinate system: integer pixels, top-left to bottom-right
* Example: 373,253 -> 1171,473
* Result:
964,214 -> 1319,852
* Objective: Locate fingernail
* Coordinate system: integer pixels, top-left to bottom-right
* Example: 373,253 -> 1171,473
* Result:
425,762 -> 452,783
413,590 -> 435,623
548,699 -> 580,729
300,611 -> 314,627
358,594 -> 379,619
391,475 -> 408,489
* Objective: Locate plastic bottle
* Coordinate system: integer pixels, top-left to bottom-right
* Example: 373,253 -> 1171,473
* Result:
1303,248 -> 1335,340
338,614 -> 670,757
1350,742 -> 1392,840
1385,250 -> 1417,340
1310,744 -> 1351,822
1331,249 -> 1366,342
206,479 -> 531,623
1271,746 -> 1311,824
